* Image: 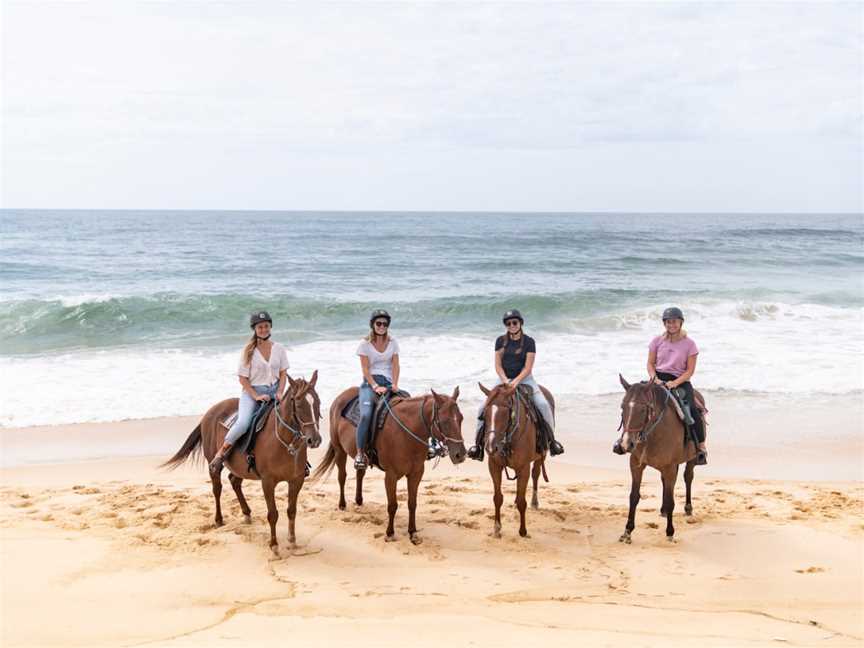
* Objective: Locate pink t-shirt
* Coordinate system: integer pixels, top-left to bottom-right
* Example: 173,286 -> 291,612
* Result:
649,335 -> 699,377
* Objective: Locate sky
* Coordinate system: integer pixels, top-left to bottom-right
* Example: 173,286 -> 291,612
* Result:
1,1 -> 862,213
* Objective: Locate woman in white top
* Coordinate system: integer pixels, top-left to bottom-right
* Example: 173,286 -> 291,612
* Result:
354,309 -> 400,469
209,311 -> 291,474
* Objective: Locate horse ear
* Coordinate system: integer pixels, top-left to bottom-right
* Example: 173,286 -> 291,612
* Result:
430,388 -> 439,400
451,385 -> 460,401
309,369 -> 318,388
287,374 -> 296,387
478,383 -> 490,396
619,374 -> 630,390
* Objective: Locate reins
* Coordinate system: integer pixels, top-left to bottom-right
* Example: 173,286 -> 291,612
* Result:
619,382 -> 671,443
272,388 -> 318,456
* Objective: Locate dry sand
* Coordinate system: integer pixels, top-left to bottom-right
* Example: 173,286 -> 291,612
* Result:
1,415 -> 862,647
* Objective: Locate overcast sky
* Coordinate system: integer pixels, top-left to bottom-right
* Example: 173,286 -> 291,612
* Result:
2,1 -> 861,212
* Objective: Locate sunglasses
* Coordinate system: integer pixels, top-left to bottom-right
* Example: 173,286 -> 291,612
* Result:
374,321 -> 389,328
505,319 -> 521,327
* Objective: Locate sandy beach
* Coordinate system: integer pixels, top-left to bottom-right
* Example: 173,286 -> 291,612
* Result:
2,413 -> 862,647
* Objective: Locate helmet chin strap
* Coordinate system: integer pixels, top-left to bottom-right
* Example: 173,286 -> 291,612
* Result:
256,334 -> 271,341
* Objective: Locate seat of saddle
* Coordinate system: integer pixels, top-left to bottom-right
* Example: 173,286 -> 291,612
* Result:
341,389 -> 412,430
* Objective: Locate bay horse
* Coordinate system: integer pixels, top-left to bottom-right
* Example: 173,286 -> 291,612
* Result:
614,374 -> 699,544
312,386 -> 466,544
162,372 -> 322,553
478,383 -> 552,538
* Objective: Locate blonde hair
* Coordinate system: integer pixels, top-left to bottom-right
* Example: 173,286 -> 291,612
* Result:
662,327 -> 688,341
365,329 -> 391,344
242,332 -> 259,365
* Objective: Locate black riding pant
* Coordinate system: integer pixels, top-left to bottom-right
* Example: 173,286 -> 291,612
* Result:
656,372 -> 704,443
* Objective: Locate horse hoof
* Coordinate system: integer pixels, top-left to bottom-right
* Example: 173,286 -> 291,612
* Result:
520,531 -> 531,539
270,544 -> 280,556
667,536 -> 677,544
243,514 -> 252,525
619,533 -> 631,544
410,534 -> 423,545
214,519 -> 224,528
531,500 -> 539,510
355,500 -> 363,507
385,534 -> 397,543
685,507 -> 693,517
338,503 -> 346,511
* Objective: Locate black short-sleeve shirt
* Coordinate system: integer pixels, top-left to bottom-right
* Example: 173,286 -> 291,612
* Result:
495,334 -> 536,379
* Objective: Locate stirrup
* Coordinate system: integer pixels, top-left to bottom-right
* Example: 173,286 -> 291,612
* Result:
549,440 -> 565,456
354,453 -> 368,470
467,445 -> 484,461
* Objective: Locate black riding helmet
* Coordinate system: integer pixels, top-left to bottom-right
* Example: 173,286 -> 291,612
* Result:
502,309 -> 524,325
369,309 -> 392,326
250,311 -> 273,328
662,307 -> 684,322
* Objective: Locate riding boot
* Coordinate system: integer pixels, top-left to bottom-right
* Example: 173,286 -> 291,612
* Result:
545,423 -> 565,456
209,442 -> 233,476
696,442 -> 708,465
467,420 -> 485,461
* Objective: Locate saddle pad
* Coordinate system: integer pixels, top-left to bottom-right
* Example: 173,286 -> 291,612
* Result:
340,390 -> 412,430
220,412 -> 238,430
665,388 -> 708,422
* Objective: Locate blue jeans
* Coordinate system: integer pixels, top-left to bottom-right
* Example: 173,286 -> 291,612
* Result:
225,382 -> 279,445
476,375 -> 555,433
357,374 -> 391,453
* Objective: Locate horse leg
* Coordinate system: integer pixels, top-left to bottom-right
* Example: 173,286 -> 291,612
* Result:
407,468 -> 424,545
684,459 -> 695,516
262,478 -> 279,553
228,473 -> 252,524
210,472 -> 224,527
384,471 -> 398,542
531,460 -> 542,509
619,455 -> 644,544
662,464 -> 679,541
659,473 -> 667,517
335,446 -> 348,510
516,467 -> 530,538
286,477 -> 303,548
490,461 -> 504,538
355,467 -> 367,507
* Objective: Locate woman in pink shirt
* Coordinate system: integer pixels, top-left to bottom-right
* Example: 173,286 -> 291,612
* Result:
647,307 -> 707,465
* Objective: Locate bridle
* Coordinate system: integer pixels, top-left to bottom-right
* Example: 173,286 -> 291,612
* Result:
618,382 -> 670,443
486,388 -> 530,455
382,395 -> 462,450
273,385 -> 320,456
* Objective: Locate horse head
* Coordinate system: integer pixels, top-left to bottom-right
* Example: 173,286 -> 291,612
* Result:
285,370 -> 323,448
615,374 -> 659,453
478,382 -> 517,456
429,386 -> 466,464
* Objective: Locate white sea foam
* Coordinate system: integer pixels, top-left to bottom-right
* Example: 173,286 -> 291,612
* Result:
2,301 -> 862,427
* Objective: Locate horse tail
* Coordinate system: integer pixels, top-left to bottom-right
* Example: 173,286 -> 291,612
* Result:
310,443 -> 337,483
160,423 -> 203,470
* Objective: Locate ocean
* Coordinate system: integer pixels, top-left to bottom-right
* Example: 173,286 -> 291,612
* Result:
1,210 -> 862,428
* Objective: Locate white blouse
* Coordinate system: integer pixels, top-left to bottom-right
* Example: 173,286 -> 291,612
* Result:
238,342 -> 290,386
356,338 -> 400,380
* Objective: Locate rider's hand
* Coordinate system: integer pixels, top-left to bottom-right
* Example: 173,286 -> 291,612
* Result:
665,381 -> 677,389
390,385 -> 399,393
373,386 -> 388,395
256,394 -> 271,402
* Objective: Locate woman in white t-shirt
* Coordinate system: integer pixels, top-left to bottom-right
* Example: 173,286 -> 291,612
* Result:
354,309 -> 400,469
209,311 -> 291,475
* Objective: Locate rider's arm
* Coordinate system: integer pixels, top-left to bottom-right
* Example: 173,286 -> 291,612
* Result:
390,354 -> 400,391
360,354 -> 378,389
238,375 -> 260,400
647,350 -> 658,381
511,352 -> 535,388
494,348 -> 508,383
667,354 -> 697,389
276,369 -> 287,401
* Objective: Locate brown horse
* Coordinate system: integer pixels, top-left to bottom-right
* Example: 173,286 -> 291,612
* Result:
162,372 -> 322,553
312,386 -> 466,544
478,383 -> 552,538
614,375 -> 699,544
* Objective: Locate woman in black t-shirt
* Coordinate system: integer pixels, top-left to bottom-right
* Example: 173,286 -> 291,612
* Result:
467,309 -> 564,460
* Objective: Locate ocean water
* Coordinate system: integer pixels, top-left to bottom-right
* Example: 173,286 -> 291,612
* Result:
1,210 -> 862,428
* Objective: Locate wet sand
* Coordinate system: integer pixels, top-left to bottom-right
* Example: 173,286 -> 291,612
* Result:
1,414 -> 863,647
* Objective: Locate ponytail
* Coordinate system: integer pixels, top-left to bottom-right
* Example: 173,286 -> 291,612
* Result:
242,332 -> 258,364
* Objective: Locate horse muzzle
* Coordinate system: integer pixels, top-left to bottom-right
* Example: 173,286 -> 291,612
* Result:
448,442 -> 467,464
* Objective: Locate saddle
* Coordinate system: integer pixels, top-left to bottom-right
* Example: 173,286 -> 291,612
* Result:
341,390 -> 411,466
219,399 -> 276,474
665,386 -> 708,444
512,385 -> 554,454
